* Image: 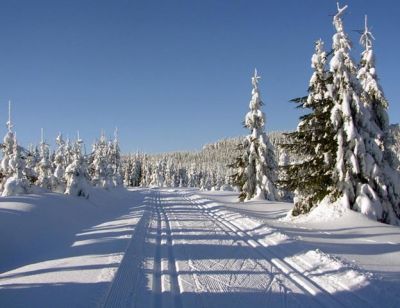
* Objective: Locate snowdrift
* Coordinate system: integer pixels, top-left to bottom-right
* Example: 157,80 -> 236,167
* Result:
0,187 -> 147,307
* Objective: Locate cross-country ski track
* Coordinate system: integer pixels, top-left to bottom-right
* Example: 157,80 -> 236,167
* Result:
100,189 -> 394,307
1,188 -> 400,307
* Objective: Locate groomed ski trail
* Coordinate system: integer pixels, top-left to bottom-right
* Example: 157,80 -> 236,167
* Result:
101,188 -> 381,308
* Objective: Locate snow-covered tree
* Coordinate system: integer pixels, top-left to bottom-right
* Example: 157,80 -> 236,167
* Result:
239,69 -> 278,201
123,155 -> 134,186
150,160 -> 164,187
109,129 -> 123,187
131,154 -> 143,186
212,167 -> 223,191
90,133 -> 109,188
355,15 -> 400,223
329,4 -> 399,223
25,145 -> 39,185
2,134 -> 31,196
329,3 -> 367,210
277,149 -> 294,201
187,163 -> 199,188
140,155 -> 152,187
229,142 -> 248,198
279,39 -> 336,215
1,103 -> 30,196
65,138 -> 89,198
164,160 -> 176,187
53,133 -> 68,193
36,129 -> 53,190
357,16 -> 388,135
0,102 -> 15,189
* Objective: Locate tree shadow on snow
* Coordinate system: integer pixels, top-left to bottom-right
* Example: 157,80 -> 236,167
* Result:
1,190 -> 400,307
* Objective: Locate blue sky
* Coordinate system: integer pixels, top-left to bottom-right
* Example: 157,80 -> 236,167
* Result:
0,0 -> 399,153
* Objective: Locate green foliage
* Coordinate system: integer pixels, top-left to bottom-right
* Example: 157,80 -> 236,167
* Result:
278,47 -> 337,215
228,142 -> 248,201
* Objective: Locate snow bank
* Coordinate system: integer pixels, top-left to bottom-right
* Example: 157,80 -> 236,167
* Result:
192,188 -> 400,306
282,196 -> 349,223
0,188 -> 146,307
2,176 -> 31,197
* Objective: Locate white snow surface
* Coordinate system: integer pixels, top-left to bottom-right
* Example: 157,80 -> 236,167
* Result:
1,188 -> 399,307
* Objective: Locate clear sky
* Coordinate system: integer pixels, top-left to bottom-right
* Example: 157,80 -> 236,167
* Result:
0,0 -> 399,153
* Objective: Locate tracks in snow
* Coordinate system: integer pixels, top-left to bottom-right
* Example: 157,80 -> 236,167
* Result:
101,197 -> 152,308
102,189 -> 373,308
101,190 -> 183,308
184,193 -> 371,308
152,191 -> 183,308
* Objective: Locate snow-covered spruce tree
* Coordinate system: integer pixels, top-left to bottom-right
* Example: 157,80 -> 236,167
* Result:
279,39 -> 336,215
239,69 -> 278,201
2,135 -> 31,196
123,155 -> 134,186
53,133 -> 68,193
357,16 -> 388,137
0,102 -> 15,190
105,140 -> 115,188
25,144 -> 39,185
132,154 -> 142,186
329,4 -> 399,223
90,134 -> 109,188
140,155 -> 151,187
109,129 -> 123,187
356,15 -> 400,222
150,160 -> 164,187
65,138 -> 89,198
178,166 -> 187,187
164,160 -> 176,187
277,149 -> 294,201
229,142 -> 248,199
213,167 -> 223,191
36,129 -> 53,190
1,102 -> 29,195
221,174 -> 233,191
187,163 -> 198,188
200,168 -> 212,191
0,131 -> 15,191
64,138 -> 75,167
386,125 -> 400,170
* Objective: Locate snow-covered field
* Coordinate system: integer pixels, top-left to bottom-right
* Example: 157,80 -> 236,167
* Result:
1,187 -> 399,307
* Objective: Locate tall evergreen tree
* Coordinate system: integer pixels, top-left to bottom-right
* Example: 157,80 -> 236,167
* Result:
1,101 -> 15,189
1,103 -> 30,196
36,129 -> 53,190
279,39 -> 336,215
329,3 -> 366,210
2,136 -> 31,196
65,138 -> 89,197
90,133 -> 109,188
132,153 -> 143,186
53,133 -> 67,193
109,128 -> 123,187
239,69 -> 278,201
356,15 -> 400,223
329,4 -> 399,223
229,143 -> 248,200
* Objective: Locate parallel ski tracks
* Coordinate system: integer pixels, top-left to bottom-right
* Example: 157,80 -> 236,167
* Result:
152,191 -> 183,308
183,193 -> 371,308
102,190 -> 184,308
101,193 -> 153,308
101,189 -> 373,308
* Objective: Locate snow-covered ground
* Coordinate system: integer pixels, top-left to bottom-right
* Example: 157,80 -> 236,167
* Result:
1,188 -> 399,307
0,187 -> 147,307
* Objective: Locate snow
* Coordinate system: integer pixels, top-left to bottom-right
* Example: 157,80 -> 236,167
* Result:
283,195 -> 349,223
2,176 -> 31,197
0,187 -> 146,307
1,187 -> 399,307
